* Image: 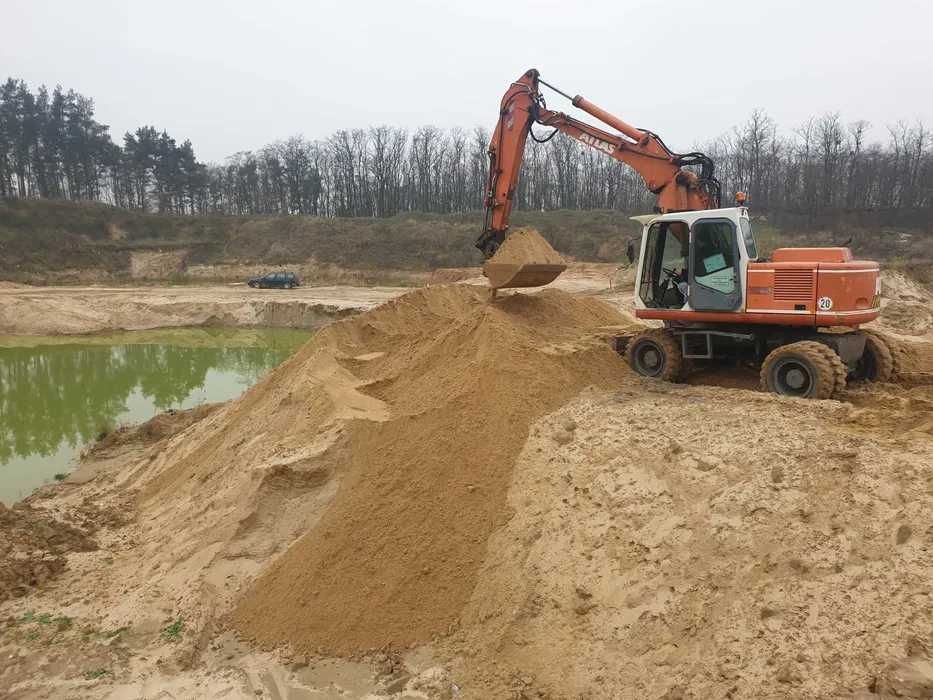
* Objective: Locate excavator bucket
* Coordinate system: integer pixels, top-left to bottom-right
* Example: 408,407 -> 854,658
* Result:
484,261 -> 567,289
483,228 -> 567,290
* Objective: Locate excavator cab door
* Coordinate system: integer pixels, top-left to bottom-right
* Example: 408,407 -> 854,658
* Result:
637,221 -> 690,309
688,218 -> 742,312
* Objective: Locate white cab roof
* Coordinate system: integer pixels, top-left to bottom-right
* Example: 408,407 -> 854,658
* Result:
630,207 -> 747,227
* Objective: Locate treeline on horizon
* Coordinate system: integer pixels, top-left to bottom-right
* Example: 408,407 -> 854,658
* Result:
0,77 -> 930,222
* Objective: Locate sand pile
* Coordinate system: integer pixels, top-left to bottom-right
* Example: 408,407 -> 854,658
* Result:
228,284 -> 633,653
483,228 -> 567,289
490,228 -> 565,267
31,284 -> 631,659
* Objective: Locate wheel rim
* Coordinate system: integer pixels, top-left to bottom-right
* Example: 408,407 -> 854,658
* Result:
772,357 -> 815,397
633,341 -> 666,377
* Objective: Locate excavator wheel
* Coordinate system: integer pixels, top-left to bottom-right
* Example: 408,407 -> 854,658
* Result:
814,343 -> 849,395
626,329 -> 683,381
760,341 -> 837,399
851,330 -> 894,383
863,329 -> 911,379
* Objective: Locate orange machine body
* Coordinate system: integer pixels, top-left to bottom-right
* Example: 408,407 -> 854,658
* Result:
636,246 -> 881,328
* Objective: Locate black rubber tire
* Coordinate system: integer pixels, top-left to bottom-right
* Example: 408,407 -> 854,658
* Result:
814,343 -> 848,395
862,329 -> 904,379
760,340 -> 837,399
626,329 -> 683,381
851,331 -> 894,383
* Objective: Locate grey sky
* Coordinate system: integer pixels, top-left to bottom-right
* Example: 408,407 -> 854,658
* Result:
4,0 -> 931,163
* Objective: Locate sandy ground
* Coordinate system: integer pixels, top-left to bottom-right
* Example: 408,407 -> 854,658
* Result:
0,284 -> 409,335
2,263 -> 932,699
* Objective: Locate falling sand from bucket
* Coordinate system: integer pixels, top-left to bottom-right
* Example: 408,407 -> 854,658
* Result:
483,228 -> 567,289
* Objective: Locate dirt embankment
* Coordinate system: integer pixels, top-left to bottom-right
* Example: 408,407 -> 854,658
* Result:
0,198 -> 640,279
0,284 -> 408,335
1,277 -> 932,698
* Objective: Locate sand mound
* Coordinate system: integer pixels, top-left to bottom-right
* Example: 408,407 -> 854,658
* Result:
228,284 -> 633,654
38,284 -> 631,659
0,502 -> 97,601
427,266 -> 482,284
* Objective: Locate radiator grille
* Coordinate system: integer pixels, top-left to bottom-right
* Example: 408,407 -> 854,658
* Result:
773,269 -> 814,302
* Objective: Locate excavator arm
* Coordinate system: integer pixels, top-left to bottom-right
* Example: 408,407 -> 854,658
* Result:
476,69 -> 721,258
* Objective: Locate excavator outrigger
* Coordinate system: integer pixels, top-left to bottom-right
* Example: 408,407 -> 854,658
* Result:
478,69 -> 898,399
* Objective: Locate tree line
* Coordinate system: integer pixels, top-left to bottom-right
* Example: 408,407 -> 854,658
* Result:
1,77 -> 930,221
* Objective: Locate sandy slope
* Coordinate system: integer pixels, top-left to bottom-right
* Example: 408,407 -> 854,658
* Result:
445,381 -> 933,698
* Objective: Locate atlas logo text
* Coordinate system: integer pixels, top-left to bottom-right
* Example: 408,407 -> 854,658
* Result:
577,133 -> 615,154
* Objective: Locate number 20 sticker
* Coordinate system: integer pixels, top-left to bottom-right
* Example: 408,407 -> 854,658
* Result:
817,296 -> 833,311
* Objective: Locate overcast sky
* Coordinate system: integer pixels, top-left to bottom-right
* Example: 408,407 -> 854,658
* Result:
4,0 -> 931,163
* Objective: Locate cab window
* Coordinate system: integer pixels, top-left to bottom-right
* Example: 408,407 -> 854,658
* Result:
692,220 -> 737,294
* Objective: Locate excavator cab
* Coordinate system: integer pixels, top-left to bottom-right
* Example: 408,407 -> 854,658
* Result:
635,207 -> 753,315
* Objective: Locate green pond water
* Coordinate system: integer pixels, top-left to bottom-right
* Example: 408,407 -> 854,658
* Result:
0,327 -> 312,504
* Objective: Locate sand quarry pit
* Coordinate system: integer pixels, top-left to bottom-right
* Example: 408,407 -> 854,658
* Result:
2,279 -> 933,698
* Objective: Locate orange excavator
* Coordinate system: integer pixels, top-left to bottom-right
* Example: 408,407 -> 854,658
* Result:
478,69 -> 896,399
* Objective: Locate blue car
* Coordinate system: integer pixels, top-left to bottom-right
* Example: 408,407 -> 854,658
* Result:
247,271 -> 301,289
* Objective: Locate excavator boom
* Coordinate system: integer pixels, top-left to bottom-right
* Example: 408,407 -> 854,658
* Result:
477,69 -> 721,288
